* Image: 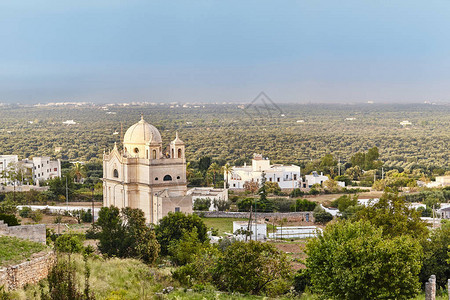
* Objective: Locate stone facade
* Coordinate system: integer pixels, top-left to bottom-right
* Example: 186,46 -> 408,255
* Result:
0,221 -> 46,244
0,250 -> 54,290
103,117 -> 192,223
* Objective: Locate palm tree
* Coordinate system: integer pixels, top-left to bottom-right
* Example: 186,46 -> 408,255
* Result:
71,162 -> 87,183
207,162 -> 221,187
222,163 -> 233,189
186,162 -> 194,182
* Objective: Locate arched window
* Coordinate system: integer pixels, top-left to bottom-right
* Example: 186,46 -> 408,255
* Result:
146,150 -> 149,159
163,175 -> 172,181
113,169 -> 119,178
176,176 -> 180,179
152,150 -> 156,159
178,148 -> 182,158
134,147 -> 139,154
155,177 -> 158,181
171,149 -> 174,158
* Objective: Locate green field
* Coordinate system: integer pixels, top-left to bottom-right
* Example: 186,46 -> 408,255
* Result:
201,217 -> 276,237
0,236 -> 47,266
201,217 -> 247,236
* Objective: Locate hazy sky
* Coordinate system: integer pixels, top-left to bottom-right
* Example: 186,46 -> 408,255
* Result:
1,1 -> 450,104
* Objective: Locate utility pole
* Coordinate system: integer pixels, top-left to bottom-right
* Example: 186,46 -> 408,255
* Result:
91,187 -> 95,226
66,176 -> 69,211
338,156 -> 341,176
255,196 -> 257,241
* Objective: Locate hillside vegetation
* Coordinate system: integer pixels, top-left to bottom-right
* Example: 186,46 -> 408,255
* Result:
0,236 -> 47,266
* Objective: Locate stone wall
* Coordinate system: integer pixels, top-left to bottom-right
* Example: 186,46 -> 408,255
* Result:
0,221 -> 46,244
194,211 -> 314,222
0,250 -> 55,290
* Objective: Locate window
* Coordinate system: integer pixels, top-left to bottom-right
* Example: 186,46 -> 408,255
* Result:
113,169 -> 119,178
269,178 -> 272,182
171,149 -> 174,158
178,148 -> 182,158
37,165 -> 40,168
294,174 -> 297,180
163,175 -> 172,181
177,176 -> 180,179
277,178 -> 280,182
146,150 -> 149,159
155,177 -> 158,181
233,184 -> 236,187
152,150 -> 156,159
175,207 -> 180,212
54,168 -> 57,171
134,148 -> 139,154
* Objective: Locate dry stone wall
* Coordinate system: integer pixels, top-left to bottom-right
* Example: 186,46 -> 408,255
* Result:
0,251 -> 54,290
194,211 -> 314,222
0,220 -> 46,244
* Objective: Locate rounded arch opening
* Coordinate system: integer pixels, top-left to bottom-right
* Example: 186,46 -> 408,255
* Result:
113,169 -> 119,178
163,175 -> 172,181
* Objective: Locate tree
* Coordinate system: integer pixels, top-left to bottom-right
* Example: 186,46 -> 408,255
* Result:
193,198 -> 211,211
306,220 -> 422,300
96,206 -> 126,257
419,221 -> 450,289
313,205 -> 333,224
55,233 -> 84,253
213,240 -> 292,295
96,206 -> 160,264
331,194 -> 358,212
207,162 -> 221,186
265,181 -> 281,195
121,207 -> 160,264
222,163 -> 233,188
168,228 -> 204,266
353,189 -> 428,240
243,180 -> 259,194
71,162 -> 87,183
155,212 -> 208,255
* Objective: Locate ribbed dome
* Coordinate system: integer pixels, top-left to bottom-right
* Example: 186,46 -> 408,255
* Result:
123,117 -> 162,145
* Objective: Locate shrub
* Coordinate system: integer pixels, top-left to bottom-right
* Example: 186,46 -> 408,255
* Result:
293,269 -> 311,294
292,198 -> 317,212
193,198 -> 211,211
55,233 -> 84,253
290,188 -> 304,198
213,240 -> 292,295
0,213 -> 20,226
30,210 -> 43,222
168,228 -> 203,266
313,206 -> 333,224
19,206 -> 32,218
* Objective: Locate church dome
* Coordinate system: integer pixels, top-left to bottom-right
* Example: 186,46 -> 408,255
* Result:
123,116 -> 162,145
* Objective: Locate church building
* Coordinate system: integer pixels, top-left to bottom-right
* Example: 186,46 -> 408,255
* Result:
102,116 -> 192,223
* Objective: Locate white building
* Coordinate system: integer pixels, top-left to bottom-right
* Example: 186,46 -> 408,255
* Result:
233,221 -> 267,241
103,116 -> 192,224
228,154 -> 301,190
0,155 -> 60,185
0,155 -> 19,185
304,171 -> 329,188
187,187 -> 228,211
22,157 -> 61,182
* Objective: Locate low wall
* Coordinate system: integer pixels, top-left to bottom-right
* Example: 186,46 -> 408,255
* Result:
0,221 -> 46,244
194,211 -> 314,222
0,250 -> 54,290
